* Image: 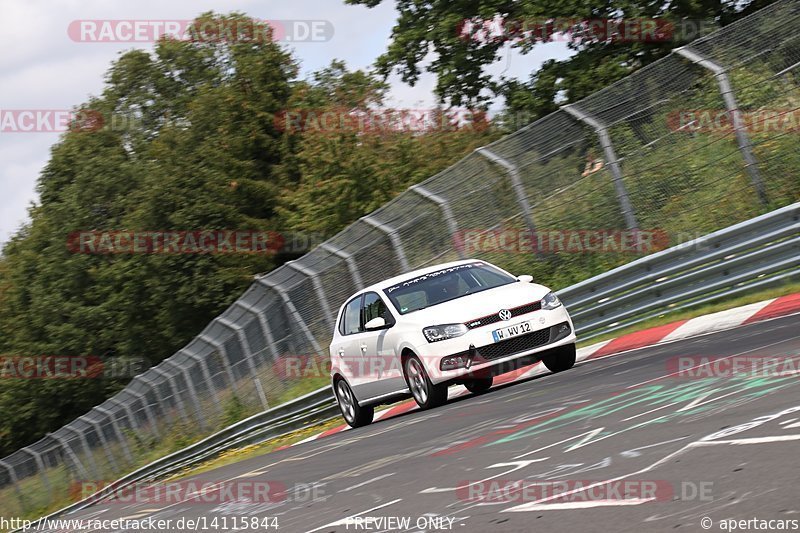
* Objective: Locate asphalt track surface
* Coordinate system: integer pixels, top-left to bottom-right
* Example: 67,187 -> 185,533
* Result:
44,314 -> 800,533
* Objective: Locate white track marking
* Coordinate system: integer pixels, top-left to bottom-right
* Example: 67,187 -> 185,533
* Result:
305,498 -> 402,533
504,498 -> 655,511
340,472 -> 396,492
626,335 -> 800,389
693,434 -> 800,445
419,458 -> 548,494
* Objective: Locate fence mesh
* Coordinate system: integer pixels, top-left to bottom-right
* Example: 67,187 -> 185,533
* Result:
2,0 -> 799,515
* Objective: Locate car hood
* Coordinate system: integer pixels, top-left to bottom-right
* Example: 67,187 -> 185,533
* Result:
400,281 -> 552,326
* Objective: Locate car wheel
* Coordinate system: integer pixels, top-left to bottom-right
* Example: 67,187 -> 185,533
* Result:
465,376 -> 493,394
541,343 -> 576,373
335,378 -> 374,428
404,355 -> 447,409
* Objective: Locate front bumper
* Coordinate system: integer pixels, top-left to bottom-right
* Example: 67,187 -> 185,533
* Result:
425,306 -> 576,384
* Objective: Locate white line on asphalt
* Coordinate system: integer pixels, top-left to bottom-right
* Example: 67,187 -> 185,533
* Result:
625,334 -> 800,389
340,472 -> 396,492
305,498 -> 403,533
503,498 -> 656,511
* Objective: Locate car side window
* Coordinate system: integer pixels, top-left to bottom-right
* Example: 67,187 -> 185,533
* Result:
362,292 -> 394,326
340,296 -> 363,335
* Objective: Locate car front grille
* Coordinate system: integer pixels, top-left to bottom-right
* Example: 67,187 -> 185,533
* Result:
464,301 -> 542,330
442,322 -> 571,368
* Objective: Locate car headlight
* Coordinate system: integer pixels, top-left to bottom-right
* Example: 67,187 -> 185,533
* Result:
423,323 -> 468,343
541,291 -> 562,310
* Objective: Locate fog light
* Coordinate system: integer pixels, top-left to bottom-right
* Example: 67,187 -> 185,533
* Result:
440,354 -> 469,370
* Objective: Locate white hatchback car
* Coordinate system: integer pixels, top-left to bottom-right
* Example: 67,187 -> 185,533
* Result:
329,259 -> 577,427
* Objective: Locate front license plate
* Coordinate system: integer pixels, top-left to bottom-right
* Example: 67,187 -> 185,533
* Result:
492,321 -> 532,342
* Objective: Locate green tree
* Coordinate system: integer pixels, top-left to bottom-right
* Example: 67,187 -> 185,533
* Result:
347,0 -> 779,118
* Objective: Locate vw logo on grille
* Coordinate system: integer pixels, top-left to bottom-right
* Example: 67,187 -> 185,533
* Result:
498,309 -> 512,321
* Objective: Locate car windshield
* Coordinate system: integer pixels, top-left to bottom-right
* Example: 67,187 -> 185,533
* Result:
383,262 -> 516,314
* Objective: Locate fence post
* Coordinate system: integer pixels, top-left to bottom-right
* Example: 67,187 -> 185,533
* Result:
148,366 -> 189,425
234,301 -> 281,361
477,147 -> 537,235
561,104 -> 640,231
218,317 -> 270,410
361,215 -> 411,271
675,46 -> 768,205
257,276 -> 324,355
0,459 -> 26,512
107,396 -> 141,434
80,414 -> 118,475
319,242 -> 364,290
129,378 -> 161,439
409,184 -> 464,259
94,406 -> 134,463
199,333 -> 237,390
19,448 -> 52,499
286,261 -> 336,329
182,347 -> 224,417
61,426 -> 101,479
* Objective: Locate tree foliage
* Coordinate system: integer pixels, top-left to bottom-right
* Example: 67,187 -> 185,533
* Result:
0,15 -> 496,456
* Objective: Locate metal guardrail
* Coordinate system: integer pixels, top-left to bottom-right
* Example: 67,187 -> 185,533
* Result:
560,202 -> 800,341
4,0 -> 800,520
16,388 -> 337,530
23,202 -> 799,529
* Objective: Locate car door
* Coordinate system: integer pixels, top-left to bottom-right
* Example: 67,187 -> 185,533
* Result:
359,292 -> 406,398
333,295 -> 372,400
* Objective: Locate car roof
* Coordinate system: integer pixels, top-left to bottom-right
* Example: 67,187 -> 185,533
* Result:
358,258 -> 487,295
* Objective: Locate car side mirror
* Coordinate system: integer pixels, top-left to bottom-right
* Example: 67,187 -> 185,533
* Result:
364,317 -> 387,330
517,275 -> 533,283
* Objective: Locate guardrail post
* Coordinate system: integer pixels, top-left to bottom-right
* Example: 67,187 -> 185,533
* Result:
79,415 -> 118,474
20,448 -> 52,499
676,46 -> 768,206
94,406 -> 134,463
319,242 -> 364,290
129,378 -> 161,439
182,348 -> 223,417
561,104 -> 640,231
148,366 -> 189,424
477,147 -> 537,236
0,459 -> 25,512
218,317 -> 270,410
234,301 -> 281,361
361,215 -> 411,271
257,276 -> 324,355
286,261 -> 336,329
409,184 -> 465,259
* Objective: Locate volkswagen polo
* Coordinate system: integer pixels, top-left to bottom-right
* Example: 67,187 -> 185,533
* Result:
329,259 -> 576,427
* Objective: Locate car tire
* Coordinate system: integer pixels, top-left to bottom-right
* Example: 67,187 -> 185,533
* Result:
404,355 -> 448,410
334,378 -> 374,428
465,376 -> 493,394
541,343 -> 576,373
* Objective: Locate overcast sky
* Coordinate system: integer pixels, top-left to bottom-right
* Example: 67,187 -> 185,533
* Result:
0,0 -> 573,247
